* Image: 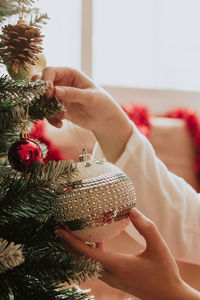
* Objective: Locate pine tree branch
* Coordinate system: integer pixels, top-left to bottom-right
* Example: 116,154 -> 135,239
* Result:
0,238 -> 24,274
0,129 -> 20,159
0,161 -> 77,248
29,94 -> 65,122
0,2 -> 49,34
0,161 -> 76,203
0,76 -> 65,130
67,256 -> 102,284
43,160 -> 78,184
0,216 -> 54,248
0,161 -> 76,225
55,285 -> 94,300
0,76 -> 47,134
0,75 -> 47,99
19,280 -> 93,300
0,1 -> 18,23
22,242 -> 102,284
0,273 -> 92,300
11,0 -> 36,7
0,1 -> 46,25
0,214 -> 99,284
0,240 -> 99,299
29,12 -> 49,28
0,75 -> 65,158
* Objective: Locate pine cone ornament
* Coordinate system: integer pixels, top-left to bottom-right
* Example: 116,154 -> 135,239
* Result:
0,19 -> 44,73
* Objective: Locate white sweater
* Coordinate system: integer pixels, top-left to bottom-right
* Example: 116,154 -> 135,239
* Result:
93,121 -> 200,265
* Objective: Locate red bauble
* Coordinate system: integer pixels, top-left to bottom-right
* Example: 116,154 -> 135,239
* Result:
8,139 -> 43,172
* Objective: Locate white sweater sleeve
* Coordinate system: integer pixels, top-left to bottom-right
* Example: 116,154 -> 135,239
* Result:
92,121 -> 200,265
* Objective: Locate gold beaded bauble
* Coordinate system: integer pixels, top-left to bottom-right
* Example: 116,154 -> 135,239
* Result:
6,52 -> 46,81
53,152 -> 136,242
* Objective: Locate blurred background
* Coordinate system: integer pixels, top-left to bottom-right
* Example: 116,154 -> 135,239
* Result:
36,0 -> 200,113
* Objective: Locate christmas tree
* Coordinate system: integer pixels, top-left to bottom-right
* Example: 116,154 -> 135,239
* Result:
0,1 -> 100,299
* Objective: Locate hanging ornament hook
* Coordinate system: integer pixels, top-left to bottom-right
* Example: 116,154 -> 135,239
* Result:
17,0 -> 25,22
21,103 -> 29,139
78,148 -> 91,162
17,103 -> 30,139
53,95 -> 91,161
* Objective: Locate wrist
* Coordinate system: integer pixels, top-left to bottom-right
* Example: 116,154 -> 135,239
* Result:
93,107 -> 132,163
176,280 -> 200,300
146,278 -> 200,300
164,279 -> 200,300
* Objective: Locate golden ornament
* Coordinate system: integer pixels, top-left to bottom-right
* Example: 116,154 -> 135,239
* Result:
53,153 -> 136,242
6,52 -> 46,81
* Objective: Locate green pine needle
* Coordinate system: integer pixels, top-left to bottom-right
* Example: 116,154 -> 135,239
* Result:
0,0 -> 18,24
0,238 -> 24,274
29,12 -> 49,27
0,75 -> 65,158
11,0 -> 36,7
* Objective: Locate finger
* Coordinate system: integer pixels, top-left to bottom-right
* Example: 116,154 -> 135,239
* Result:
41,67 -> 93,88
60,240 -> 74,254
31,72 -> 42,81
129,208 -> 168,253
41,66 -> 57,83
32,72 -> 54,98
55,229 -> 120,272
47,117 -> 63,128
46,111 -> 65,128
98,269 -> 119,289
96,242 -> 104,250
46,80 -> 54,98
54,86 -> 94,106
56,235 -> 80,259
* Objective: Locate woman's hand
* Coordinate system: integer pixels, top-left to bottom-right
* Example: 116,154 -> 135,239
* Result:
55,208 -> 200,300
33,67 -> 132,162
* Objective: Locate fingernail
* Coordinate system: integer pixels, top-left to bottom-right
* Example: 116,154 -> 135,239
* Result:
60,224 -> 69,231
45,80 -> 54,99
57,121 -> 62,128
53,121 -> 62,128
55,86 -> 65,98
129,207 -> 141,219
55,229 -> 63,238
47,80 -> 54,90
63,225 -> 70,231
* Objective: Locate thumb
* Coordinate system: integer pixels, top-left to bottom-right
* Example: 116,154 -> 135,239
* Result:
129,208 -> 168,253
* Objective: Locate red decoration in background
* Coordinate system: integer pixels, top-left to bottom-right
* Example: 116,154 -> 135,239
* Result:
122,104 -> 200,191
122,104 -> 151,138
30,106 -> 200,190
164,108 -> 200,184
8,139 -> 43,172
30,120 -> 65,164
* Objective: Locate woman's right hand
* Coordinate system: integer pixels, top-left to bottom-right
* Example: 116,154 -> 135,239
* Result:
33,67 -> 132,162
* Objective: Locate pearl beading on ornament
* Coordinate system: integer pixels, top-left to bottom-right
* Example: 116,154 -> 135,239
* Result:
53,159 -> 136,231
